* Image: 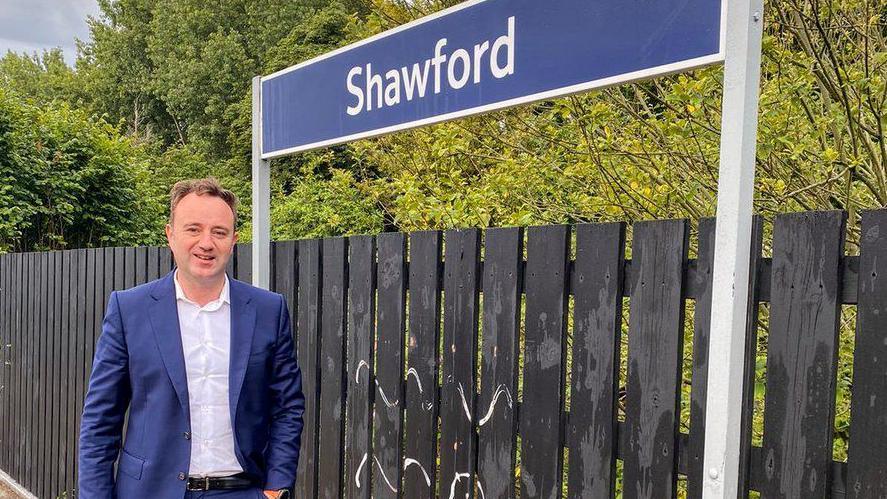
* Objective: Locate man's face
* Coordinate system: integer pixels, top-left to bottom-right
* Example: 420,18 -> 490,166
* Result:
165,193 -> 237,284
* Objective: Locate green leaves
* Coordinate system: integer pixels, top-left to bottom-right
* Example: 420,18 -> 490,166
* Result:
0,89 -> 157,251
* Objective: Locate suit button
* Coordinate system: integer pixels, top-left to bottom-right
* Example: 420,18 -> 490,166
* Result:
178,472 -> 186,480
184,432 -> 191,440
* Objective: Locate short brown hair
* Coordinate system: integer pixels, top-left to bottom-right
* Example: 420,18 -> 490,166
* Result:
168,177 -> 238,225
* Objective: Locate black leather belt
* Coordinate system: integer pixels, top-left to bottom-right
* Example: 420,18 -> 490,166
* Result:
186,472 -> 256,491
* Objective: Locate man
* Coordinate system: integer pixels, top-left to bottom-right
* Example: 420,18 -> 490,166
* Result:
79,178 -> 304,499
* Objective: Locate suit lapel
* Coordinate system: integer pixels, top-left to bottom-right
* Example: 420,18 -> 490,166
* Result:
148,272 -> 190,419
228,278 -> 256,426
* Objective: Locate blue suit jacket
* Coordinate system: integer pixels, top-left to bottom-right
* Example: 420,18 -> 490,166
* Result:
78,272 -> 304,498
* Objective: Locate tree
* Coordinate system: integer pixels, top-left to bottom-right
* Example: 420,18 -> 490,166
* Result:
0,49 -> 85,107
0,87 -> 157,252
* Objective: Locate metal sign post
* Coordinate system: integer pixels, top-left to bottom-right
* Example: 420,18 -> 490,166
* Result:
702,0 -> 764,496
251,76 -> 270,289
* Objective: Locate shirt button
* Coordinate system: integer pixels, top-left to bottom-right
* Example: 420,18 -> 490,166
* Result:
183,432 -> 191,440
178,472 -> 186,480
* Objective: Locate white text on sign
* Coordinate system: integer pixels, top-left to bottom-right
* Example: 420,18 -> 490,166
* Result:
345,16 -> 515,116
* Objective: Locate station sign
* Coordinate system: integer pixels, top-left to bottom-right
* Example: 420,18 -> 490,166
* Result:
261,0 -> 724,158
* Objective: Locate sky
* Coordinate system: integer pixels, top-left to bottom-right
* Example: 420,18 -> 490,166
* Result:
0,0 -> 102,66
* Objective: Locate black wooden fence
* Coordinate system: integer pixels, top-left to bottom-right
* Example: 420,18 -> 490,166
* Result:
1,209 -> 886,498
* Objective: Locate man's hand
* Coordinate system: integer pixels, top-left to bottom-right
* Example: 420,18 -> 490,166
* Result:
263,490 -> 286,499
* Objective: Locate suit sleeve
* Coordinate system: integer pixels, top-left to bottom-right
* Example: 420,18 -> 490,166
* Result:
78,291 -> 132,498
264,294 -> 306,490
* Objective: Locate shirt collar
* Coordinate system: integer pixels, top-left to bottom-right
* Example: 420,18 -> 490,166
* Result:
173,269 -> 230,309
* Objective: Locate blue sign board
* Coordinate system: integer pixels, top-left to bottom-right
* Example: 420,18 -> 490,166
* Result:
261,0 -> 724,158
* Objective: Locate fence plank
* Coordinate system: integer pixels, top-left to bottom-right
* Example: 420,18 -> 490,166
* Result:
50,251 -> 62,498
110,247 -> 124,471
0,255 -> 9,474
72,249 -> 84,496
147,246 -> 159,281
477,227 -> 522,499
28,253 -> 37,494
25,252 -> 35,491
687,219 -> 715,498
15,253 -> 24,482
37,251 -> 49,498
43,251 -> 54,497
13,253 -> 23,485
623,219 -> 689,499
25,252 -> 43,491
90,250 -> 105,406
0,255 -> 7,472
236,243 -> 252,283
29,252 -> 41,495
6,254 -> 16,477
295,239 -> 321,499
135,246 -> 147,286
847,209 -> 887,498
568,222 -> 626,498
75,249 -> 90,489
7,253 -> 16,477
440,229 -> 481,499
114,247 -> 125,292
17,253 -> 26,489
760,210 -> 846,498
104,247 -> 114,316
225,245 -> 234,277
160,246 -> 173,274
61,250 -> 73,496
404,230 -> 442,499
25,252 -> 34,490
736,217 -> 764,498
346,235 -> 375,499
23,252 -> 32,488
88,250 -> 101,374
43,252 -> 53,496
272,241 -> 297,323
11,253 -> 19,481
14,253 -> 24,484
372,232 -> 406,499
83,251 -> 96,447
124,246 -> 136,289
520,225 -> 570,499
7,254 -> 16,477
17,253 -> 25,489
318,237 -> 347,499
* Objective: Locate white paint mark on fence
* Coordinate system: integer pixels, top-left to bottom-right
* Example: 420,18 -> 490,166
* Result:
447,472 -> 471,499
407,367 -> 423,393
355,359 -> 369,383
477,476 -> 487,499
376,379 -> 399,407
403,457 -> 432,487
456,382 -> 472,421
478,384 -> 513,426
355,452 -> 368,488
374,456 -> 399,493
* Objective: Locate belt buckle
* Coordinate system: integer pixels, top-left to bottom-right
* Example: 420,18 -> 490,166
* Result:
187,477 -> 210,491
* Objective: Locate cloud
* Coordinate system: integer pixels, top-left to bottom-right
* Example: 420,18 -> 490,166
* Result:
0,0 -> 101,64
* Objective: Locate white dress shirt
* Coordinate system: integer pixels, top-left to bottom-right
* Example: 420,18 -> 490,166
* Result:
174,270 -> 243,477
